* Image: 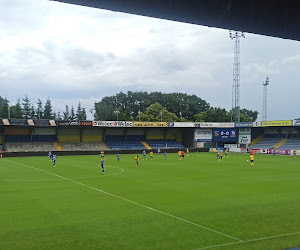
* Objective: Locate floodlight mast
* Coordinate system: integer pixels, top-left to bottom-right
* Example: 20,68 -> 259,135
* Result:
229,30 -> 245,123
262,77 -> 270,121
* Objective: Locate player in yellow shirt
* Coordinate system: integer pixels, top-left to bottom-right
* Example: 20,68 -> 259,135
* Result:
186,148 -> 189,157
250,154 -> 254,167
135,155 -> 140,167
150,151 -> 154,161
178,150 -> 182,160
218,151 -> 223,162
225,148 -> 229,158
100,150 -> 105,159
293,149 -> 297,158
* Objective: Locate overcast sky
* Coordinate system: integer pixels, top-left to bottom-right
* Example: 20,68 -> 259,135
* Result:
1,0 -> 300,121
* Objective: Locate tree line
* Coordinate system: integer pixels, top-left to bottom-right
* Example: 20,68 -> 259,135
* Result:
0,96 -> 86,120
94,91 -> 258,122
0,92 -> 258,122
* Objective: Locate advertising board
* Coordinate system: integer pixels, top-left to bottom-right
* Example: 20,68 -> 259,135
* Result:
262,120 -> 292,127
293,120 -> 300,126
194,129 -> 212,142
213,128 -> 237,142
168,122 -> 194,127
93,121 -> 133,127
133,122 -> 167,127
235,122 -> 253,127
266,149 -> 291,155
196,122 -> 234,128
239,128 -> 251,144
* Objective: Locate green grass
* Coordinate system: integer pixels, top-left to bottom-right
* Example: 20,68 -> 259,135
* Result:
1,152 -> 300,250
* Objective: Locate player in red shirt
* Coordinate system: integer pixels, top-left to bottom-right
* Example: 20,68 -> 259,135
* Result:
181,150 -> 185,160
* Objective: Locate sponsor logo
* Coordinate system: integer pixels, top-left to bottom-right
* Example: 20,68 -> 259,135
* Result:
93,121 -> 133,127
235,122 -> 253,127
69,121 -> 80,126
293,120 -> 300,126
262,120 -> 292,127
168,122 -> 175,127
133,122 -> 167,127
80,121 -> 92,126
266,149 -> 291,155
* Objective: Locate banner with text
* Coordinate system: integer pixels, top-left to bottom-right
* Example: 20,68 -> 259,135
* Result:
195,122 -> 235,128
134,122 -> 167,127
213,128 -> 237,142
235,122 -> 253,127
93,121 -> 133,127
168,122 -> 194,127
194,129 -> 212,142
266,149 -> 291,155
58,120 -> 93,126
239,128 -> 251,144
262,120 -> 292,127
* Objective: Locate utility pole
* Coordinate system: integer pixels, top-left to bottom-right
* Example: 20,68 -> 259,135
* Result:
262,77 -> 270,121
229,30 -> 245,123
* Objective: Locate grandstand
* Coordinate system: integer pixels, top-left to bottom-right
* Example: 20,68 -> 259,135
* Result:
147,139 -> 184,149
250,138 -> 282,149
5,142 -> 57,152
277,138 -> 300,150
60,141 -> 110,151
105,140 -> 146,150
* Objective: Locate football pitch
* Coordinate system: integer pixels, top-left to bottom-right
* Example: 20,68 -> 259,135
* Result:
1,153 -> 300,250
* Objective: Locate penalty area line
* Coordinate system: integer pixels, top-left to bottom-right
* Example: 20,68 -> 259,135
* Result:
4,159 -> 242,243
192,230 -> 300,250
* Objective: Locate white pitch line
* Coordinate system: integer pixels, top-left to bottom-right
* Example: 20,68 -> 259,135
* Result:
5,166 -> 124,182
193,230 -> 300,250
4,159 -> 242,243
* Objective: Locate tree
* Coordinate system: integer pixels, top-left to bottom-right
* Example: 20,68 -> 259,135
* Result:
30,105 -> 35,119
36,99 -> 43,119
138,103 -> 179,122
94,91 -> 210,121
194,107 -> 230,122
81,107 -> 87,120
22,95 -> 32,119
240,108 -> 258,122
43,98 -> 53,119
70,106 -> 75,120
195,107 -> 257,122
0,96 -> 9,118
54,111 -> 63,120
63,105 -> 70,120
10,99 -> 23,119
75,102 -> 87,120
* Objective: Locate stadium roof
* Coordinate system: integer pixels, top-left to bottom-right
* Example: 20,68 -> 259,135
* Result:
53,0 -> 300,41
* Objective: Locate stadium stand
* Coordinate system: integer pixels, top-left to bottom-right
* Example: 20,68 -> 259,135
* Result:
104,134 -> 147,149
105,140 -> 146,150
61,142 -> 110,151
57,128 -> 80,142
277,138 -> 300,150
147,139 -> 184,149
82,128 -> 104,142
250,138 -> 282,149
4,142 -> 57,152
